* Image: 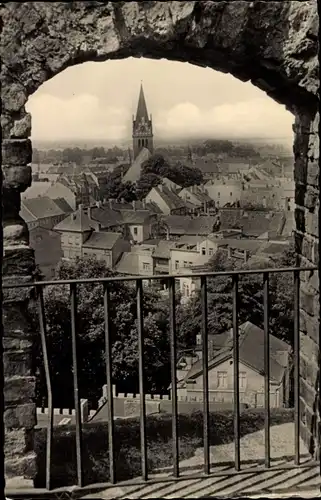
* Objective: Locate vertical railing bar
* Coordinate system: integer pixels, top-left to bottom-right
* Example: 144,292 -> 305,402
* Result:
293,270 -> 300,466
232,275 -> 241,471
136,279 -> 148,481
263,272 -> 271,468
36,285 -> 53,491
103,284 -> 116,484
169,278 -> 179,478
70,283 -> 83,487
201,276 -> 210,475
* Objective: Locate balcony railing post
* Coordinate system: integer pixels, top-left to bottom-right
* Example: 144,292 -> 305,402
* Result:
263,272 -> 271,468
136,279 -> 148,481
36,285 -> 53,491
293,270 -> 300,465
232,275 -> 241,471
169,277 -> 179,478
70,283 -> 84,488
103,284 -> 116,483
201,276 -> 210,475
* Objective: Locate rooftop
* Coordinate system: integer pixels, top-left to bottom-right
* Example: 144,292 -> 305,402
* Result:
82,231 -> 122,250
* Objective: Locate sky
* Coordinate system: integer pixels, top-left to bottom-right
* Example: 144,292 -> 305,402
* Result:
27,57 -> 294,146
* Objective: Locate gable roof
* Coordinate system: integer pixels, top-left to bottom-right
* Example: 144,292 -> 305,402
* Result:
54,210 -> 98,233
20,196 -> 71,222
83,232 -> 122,250
123,147 -> 151,183
152,185 -> 187,212
21,182 -> 50,200
185,322 -> 290,384
121,210 -> 151,225
153,240 -> 178,259
135,83 -> 149,122
115,252 -> 140,275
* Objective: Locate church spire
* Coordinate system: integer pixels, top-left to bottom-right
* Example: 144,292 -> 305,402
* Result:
135,82 -> 149,122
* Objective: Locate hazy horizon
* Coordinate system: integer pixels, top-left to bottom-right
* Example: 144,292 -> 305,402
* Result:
27,57 -> 294,148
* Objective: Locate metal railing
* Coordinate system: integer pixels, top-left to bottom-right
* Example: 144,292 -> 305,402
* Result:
3,265 -> 319,497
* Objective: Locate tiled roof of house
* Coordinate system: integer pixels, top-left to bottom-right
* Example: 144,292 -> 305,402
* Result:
21,182 -> 50,200
153,240 -> 178,259
162,177 -> 181,191
87,206 -> 124,227
51,197 -> 73,213
258,240 -> 290,256
217,238 -> 263,252
20,196 -> 71,222
83,232 -> 122,250
115,252 -> 139,275
162,215 -> 219,236
121,210 -> 151,225
54,210 -> 98,232
154,185 -> 187,211
185,322 -> 290,384
162,215 -> 191,234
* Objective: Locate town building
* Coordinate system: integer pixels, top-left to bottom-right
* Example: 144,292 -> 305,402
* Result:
145,184 -> 189,215
29,226 -> 63,279
175,321 -> 292,408
20,197 -> 72,230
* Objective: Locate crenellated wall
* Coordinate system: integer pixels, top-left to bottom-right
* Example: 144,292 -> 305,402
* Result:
1,0 -> 319,486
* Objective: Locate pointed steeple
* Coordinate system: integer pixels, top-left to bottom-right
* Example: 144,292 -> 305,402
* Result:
135,82 -> 149,122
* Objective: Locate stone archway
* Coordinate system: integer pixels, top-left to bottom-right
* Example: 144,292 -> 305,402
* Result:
1,0 -> 319,487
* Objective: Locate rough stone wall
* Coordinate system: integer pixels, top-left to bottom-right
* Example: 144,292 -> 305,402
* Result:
294,109 -> 320,458
0,0 -> 319,486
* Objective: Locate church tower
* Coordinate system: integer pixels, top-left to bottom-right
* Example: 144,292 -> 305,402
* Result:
132,83 -> 153,160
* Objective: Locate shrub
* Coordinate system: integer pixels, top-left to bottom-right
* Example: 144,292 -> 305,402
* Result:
34,408 -> 294,488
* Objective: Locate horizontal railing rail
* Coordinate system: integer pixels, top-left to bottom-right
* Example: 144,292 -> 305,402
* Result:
3,265 -> 319,495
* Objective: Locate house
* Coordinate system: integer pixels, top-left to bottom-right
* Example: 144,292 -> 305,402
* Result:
45,180 -> 80,210
82,232 -> 129,268
218,208 -> 286,239
169,235 -> 220,301
54,204 -> 127,262
20,197 -> 73,230
145,185 -> 188,215
120,205 -> 156,243
153,240 -> 178,275
175,321 -> 292,408
205,179 -> 242,208
115,246 -> 154,277
162,177 -> 181,192
178,185 -> 214,210
29,226 -> 63,279
159,215 -> 220,240
21,181 -> 51,200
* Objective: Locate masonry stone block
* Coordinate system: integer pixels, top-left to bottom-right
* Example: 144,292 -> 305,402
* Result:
2,165 -> 32,191
3,247 -> 36,277
4,403 -> 36,430
5,452 -> 37,479
4,376 -> 36,404
304,186 -> 319,212
10,113 -> 32,139
300,378 -> 317,410
4,429 -> 34,456
2,82 -> 28,112
2,139 -> 32,167
3,351 -> 32,378
307,162 -> 319,187
305,211 -> 319,238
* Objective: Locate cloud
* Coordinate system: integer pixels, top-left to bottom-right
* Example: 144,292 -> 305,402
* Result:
156,98 -> 294,141
27,93 -> 129,141
27,90 -> 294,145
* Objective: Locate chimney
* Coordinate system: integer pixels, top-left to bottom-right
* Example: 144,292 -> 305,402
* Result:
244,250 -> 249,263
227,246 -> 232,259
166,226 -> 170,241
121,197 -> 125,204
142,199 -> 146,209
80,399 -> 89,423
96,201 -> 102,208
78,204 -> 83,212
109,199 -> 113,209
158,184 -> 163,193
132,200 -> 136,211
87,207 -> 91,219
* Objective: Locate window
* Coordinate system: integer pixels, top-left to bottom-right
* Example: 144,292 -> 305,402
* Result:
209,248 -> 213,256
217,371 -> 227,388
133,227 -> 138,235
183,283 -> 190,297
239,372 -> 247,389
175,260 -> 179,270
230,192 -> 233,196
183,261 -> 188,267
218,192 -> 220,197
143,262 -> 150,271
201,247 -> 206,255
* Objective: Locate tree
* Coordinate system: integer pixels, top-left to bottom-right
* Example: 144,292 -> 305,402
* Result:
177,244 -> 297,348
101,178 -> 137,203
30,258 -> 172,409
